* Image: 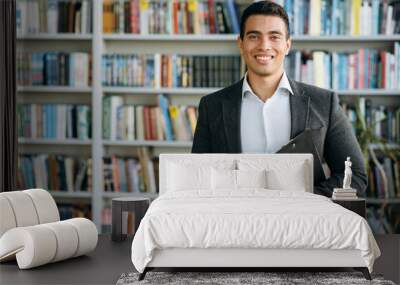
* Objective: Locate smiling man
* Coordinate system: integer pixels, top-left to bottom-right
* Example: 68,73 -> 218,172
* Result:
191,1 -> 367,197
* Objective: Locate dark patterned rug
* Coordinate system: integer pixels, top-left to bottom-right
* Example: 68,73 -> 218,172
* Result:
116,271 -> 396,285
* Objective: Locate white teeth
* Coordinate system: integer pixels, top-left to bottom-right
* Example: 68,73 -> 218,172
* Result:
256,55 -> 273,60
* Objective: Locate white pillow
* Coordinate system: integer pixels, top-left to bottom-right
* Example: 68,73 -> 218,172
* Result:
168,163 -> 210,191
211,168 -> 236,190
266,168 -> 306,191
211,169 -> 267,190
166,159 -> 236,192
238,159 -> 308,192
237,169 -> 267,188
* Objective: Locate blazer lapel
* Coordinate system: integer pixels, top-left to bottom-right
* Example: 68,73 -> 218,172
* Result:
222,79 -> 243,153
288,79 -> 310,139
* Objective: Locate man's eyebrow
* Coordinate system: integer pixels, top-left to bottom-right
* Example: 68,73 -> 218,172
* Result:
268,30 -> 284,35
245,30 -> 262,35
245,30 -> 284,36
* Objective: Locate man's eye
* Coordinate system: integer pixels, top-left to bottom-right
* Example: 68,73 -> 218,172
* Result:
248,34 -> 258,40
271,36 -> 280,40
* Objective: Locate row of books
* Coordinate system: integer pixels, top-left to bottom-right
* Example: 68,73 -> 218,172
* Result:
102,54 -> 242,88
17,47 -> 399,90
17,0 -> 92,35
17,152 -> 399,199
102,0 -> 400,36
103,0 -> 249,34
101,207 -> 137,235
276,0 -> 400,36
103,148 -> 158,193
102,48 -> 399,90
342,100 -> 400,144
367,205 -> 400,234
285,45 -> 400,90
17,52 -> 90,87
103,95 -> 198,141
59,203 -> 92,221
17,155 -> 92,192
17,104 -> 91,140
367,155 -> 400,199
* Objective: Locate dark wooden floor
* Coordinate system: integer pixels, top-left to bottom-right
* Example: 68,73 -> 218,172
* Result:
374,234 -> 400,284
0,235 -> 398,285
0,235 -> 134,285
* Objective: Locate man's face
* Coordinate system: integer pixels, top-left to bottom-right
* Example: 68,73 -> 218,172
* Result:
238,15 -> 291,78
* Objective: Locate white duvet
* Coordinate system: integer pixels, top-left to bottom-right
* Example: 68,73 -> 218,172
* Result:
131,190 -> 380,273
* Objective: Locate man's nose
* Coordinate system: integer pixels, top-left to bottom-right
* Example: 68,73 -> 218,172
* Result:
258,37 -> 272,50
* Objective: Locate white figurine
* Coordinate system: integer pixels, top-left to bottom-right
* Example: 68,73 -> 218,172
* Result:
342,157 -> 352,189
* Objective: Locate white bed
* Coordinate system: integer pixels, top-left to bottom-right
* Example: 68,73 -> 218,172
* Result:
131,154 -> 380,280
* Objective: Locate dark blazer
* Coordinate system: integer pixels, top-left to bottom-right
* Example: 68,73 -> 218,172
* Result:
191,78 -> 368,197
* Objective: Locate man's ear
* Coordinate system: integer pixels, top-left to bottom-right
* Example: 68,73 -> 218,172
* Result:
237,36 -> 243,54
285,37 -> 292,55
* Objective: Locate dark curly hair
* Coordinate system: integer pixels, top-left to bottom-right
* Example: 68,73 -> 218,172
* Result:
240,1 -> 290,40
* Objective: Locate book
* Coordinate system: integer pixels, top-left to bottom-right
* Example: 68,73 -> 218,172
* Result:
18,103 -> 91,140
332,195 -> 359,200
334,188 -> 358,193
17,154 -> 91,191
17,51 -> 90,87
17,0 -> 92,35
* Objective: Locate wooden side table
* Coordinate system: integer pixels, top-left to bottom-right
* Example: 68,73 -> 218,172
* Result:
332,198 -> 366,218
112,197 -> 150,242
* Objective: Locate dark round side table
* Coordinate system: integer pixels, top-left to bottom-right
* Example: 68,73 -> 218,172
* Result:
111,197 -> 150,242
331,198 -> 366,218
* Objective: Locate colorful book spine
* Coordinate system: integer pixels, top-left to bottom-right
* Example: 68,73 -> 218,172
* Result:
103,154 -> 157,193
285,48 -> 400,90
17,154 -> 92,192
17,51 -> 90,87
16,0 -> 92,35
17,103 -> 91,140
102,0 -> 246,35
101,53 -> 241,88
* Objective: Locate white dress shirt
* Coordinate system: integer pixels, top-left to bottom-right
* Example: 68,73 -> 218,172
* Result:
240,72 -> 293,153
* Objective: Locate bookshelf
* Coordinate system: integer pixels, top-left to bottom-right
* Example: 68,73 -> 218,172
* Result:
366,198 -> 400,205
102,34 -> 400,42
102,191 -> 158,199
49,191 -> 93,198
103,140 -> 192,147
103,87 -> 400,96
18,138 -> 92,145
16,0 -> 400,234
17,34 -> 93,40
17,86 -> 92,93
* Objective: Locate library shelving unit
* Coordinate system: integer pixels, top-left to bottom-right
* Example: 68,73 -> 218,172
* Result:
17,1 -> 400,233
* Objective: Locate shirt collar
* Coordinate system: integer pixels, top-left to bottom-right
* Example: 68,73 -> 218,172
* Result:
242,71 -> 293,98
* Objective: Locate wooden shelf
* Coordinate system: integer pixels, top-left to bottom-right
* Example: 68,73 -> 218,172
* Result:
103,34 -> 237,41
18,138 -> 92,145
48,191 -> 92,198
103,87 -> 400,96
103,140 -> 192,147
103,34 -> 400,42
337,89 -> 400,96
102,87 -> 218,95
17,86 -> 92,93
17,85 -> 400,97
19,138 -> 396,149
366,198 -> 400,204
369,144 -> 400,150
292,35 -> 400,41
102,192 -> 158,199
17,33 -> 92,40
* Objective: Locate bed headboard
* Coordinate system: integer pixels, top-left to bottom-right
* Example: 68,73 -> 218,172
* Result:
159,154 -> 314,195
